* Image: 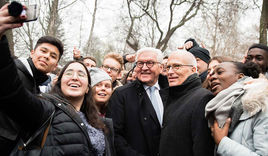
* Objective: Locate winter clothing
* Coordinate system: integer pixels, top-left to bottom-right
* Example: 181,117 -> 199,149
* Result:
159,73 -> 215,156
0,35 -> 115,156
15,57 -> 48,94
205,77 -> 253,128
189,47 -> 211,64
184,38 -> 200,50
78,111 -> 106,156
0,36 -> 46,155
89,67 -> 112,87
107,75 -> 168,156
209,77 -> 268,156
199,70 -> 208,83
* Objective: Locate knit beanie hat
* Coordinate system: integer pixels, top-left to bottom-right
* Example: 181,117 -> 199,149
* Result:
88,67 -> 112,87
189,47 -> 211,64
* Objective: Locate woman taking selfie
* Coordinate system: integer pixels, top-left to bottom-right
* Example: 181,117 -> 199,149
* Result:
205,61 -> 268,156
0,46 -> 114,155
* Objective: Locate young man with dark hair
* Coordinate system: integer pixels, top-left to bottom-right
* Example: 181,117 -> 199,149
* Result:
0,34 -> 63,154
15,35 -> 63,93
245,43 -> 268,78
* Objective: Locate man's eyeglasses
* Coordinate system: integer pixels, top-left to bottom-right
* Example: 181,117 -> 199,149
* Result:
136,61 -> 160,68
166,64 -> 193,71
102,65 -> 120,73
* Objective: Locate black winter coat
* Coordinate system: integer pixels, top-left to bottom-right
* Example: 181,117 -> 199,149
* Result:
159,74 -> 215,156
0,36 -> 114,156
107,76 -> 168,156
0,36 -> 48,155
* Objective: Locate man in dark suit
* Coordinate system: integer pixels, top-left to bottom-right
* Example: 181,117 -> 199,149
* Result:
159,50 -> 214,156
107,47 -> 168,156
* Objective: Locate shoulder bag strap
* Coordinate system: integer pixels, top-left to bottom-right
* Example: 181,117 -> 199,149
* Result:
18,111 -> 55,150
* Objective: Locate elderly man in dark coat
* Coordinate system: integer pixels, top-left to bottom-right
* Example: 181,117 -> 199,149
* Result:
159,50 -> 214,156
107,47 -> 168,156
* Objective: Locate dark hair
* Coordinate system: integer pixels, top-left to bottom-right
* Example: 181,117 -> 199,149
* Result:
232,61 -> 261,78
51,61 -> 106,132
83,56 -> 97,64
34,36 -> 64,60
163,55 -> 168,60
248,43 -> 268,53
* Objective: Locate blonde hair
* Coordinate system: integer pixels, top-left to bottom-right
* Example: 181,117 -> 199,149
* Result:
103,52 -> 124,70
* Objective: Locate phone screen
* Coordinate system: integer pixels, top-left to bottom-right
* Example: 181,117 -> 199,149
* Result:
24,4 -> 39,22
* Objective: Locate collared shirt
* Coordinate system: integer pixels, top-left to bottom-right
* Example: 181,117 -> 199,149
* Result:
144,81 -> 164,125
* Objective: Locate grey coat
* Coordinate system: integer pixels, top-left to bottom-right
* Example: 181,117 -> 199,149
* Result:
216,78 -> 268,156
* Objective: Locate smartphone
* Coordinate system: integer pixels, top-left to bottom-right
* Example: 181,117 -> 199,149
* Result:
23,4 -> 39,22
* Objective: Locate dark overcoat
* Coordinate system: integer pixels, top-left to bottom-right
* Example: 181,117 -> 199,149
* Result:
107,76 -> 168,156
159,74 -> 215,156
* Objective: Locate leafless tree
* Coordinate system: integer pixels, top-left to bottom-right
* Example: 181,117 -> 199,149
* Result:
259,0 -> 268,44
125,0 -> 203,52
85,0 -> 98,54
186,0 -> 258,59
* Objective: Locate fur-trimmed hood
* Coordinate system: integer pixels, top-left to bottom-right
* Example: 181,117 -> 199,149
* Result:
242,76 -> 268,116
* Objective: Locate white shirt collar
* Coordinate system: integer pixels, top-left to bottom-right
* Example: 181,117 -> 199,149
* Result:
143,81 -> 160,91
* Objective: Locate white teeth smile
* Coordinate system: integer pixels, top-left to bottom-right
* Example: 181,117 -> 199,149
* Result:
98,93 -> 106,96
69,84 -> 80,88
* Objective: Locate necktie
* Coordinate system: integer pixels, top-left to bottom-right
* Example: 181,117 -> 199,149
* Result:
149,86 -> 162,125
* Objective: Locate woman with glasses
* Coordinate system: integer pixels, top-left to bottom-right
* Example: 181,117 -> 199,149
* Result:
1,48 -> 115,156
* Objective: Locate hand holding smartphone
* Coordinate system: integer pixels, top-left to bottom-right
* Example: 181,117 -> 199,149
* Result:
8,1 -> 39,22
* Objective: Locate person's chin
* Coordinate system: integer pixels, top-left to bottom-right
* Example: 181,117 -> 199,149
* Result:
168,81 -> 179,87
36,66 -> 48,73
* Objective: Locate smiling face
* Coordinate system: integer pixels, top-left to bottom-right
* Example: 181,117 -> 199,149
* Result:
208,62 -> 242,95
136,51 -> 162,86
61,62 -> 89,100
167,52 -> 197,86
30,43 -> 60,74
93,80 -> 112,107
245,48 -> 268,73
102,58 -> 121,83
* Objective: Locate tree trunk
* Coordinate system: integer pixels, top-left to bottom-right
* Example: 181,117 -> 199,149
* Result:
86,0 -> 98,55
259,0 -> 268,45
47,0 -> 59,36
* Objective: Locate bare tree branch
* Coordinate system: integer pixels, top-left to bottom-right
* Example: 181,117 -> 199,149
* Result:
58,0 -> 79,11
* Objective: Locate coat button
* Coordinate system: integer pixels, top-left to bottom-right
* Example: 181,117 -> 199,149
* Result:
58,103 -> 62,106
144,117 -> 147,120
81,123 -> 84,126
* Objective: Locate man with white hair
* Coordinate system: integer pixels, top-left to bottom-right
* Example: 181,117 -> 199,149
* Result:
107,47 -> 168,156
159,50 -> 214,156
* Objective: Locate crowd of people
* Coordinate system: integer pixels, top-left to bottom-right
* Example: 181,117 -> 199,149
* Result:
0,2 -> 268,156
